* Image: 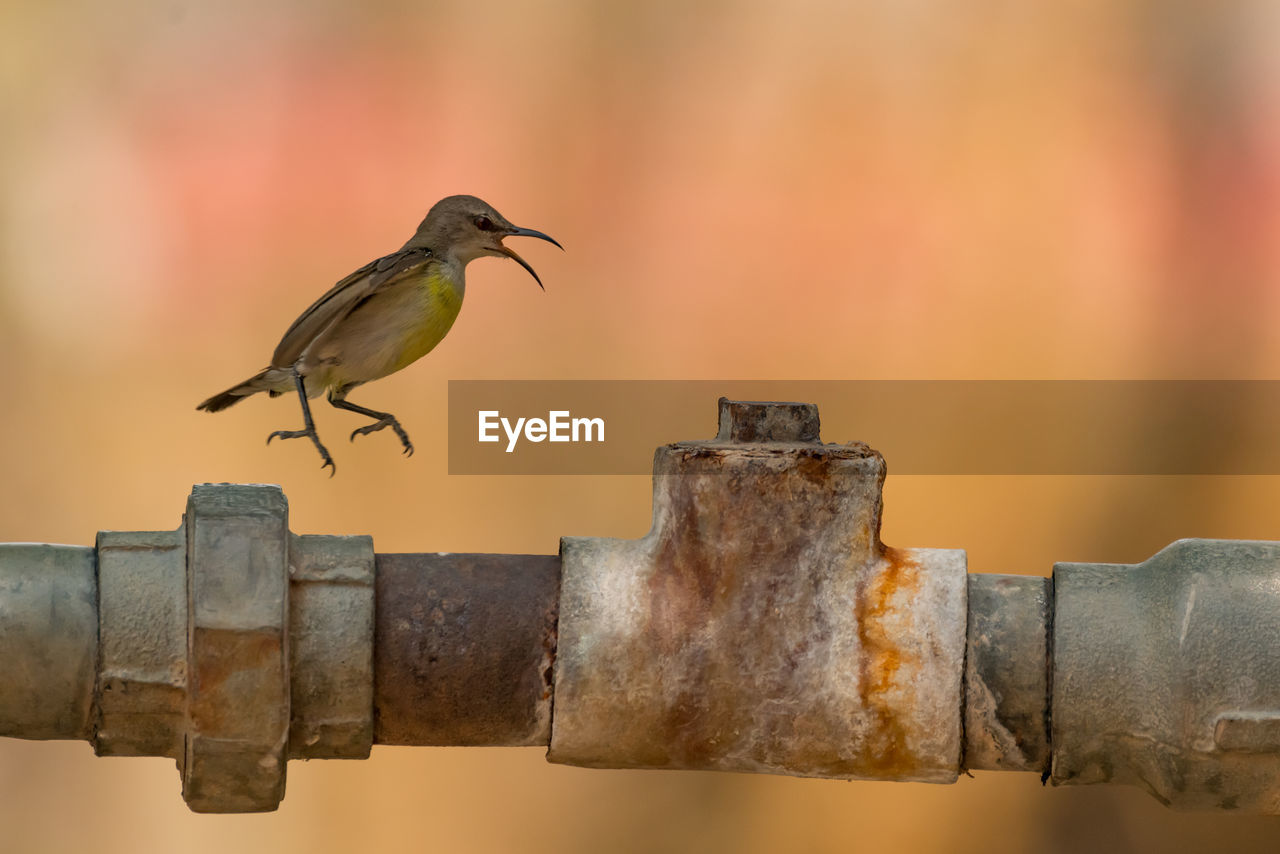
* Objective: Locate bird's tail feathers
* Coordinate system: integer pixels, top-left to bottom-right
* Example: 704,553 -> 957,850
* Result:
197,369 -> 274,412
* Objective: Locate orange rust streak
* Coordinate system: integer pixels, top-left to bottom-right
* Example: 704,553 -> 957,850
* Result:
854,545 -> 923,776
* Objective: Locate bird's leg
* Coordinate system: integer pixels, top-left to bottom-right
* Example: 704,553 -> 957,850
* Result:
328,389 -> 414,457
267,369 -> 336,475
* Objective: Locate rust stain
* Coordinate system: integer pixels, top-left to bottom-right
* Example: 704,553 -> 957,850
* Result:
854,545 -> 923,776
648,450 -> 888,774
647,472 -> 721,765
374,553 -> 560,746
650,475 -> 722,651
575,440 -> 903,776
647,459 -> 831,768
190,627 -> 284,734
794,450 -> 831,486
540,595 -> 558,704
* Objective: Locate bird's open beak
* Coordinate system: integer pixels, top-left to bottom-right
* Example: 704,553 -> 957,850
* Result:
499,226 -> 563,290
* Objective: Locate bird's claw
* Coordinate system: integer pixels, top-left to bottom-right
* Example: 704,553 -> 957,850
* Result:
265,428 -> 336,475
349,418 -> 414,457
266,428 -> 306,445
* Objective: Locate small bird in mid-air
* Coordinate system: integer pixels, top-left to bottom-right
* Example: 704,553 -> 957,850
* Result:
197,194 -> 561,474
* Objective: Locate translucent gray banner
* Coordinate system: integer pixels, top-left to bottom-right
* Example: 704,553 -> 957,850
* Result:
447,381 -> 1280,475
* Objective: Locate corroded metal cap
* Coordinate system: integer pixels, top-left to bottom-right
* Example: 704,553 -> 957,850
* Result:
550,399 -> 968,781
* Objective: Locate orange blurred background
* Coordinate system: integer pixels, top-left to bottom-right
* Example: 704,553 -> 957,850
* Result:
4,1 -> 1280,851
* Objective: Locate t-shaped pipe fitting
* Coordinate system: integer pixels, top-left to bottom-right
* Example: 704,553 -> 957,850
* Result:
549,399 -> 969,780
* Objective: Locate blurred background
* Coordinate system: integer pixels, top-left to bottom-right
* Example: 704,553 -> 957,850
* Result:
3,0 -> 1280,851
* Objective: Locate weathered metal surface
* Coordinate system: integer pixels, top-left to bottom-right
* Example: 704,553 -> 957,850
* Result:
549,398 -> 968,781
94,528 -> 187,757
374,553 -> 559,746
7,407 -> 1280,815
181,484 -> 291,813
288,533 -> 375,759
716,399 -> 820,443
963,573 -> 1050,773
0,543 -> 97,740
1053,539 -> 1280,812
0,486 -> 381,812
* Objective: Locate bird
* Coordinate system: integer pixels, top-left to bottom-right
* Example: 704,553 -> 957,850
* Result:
197,194 -> 561,475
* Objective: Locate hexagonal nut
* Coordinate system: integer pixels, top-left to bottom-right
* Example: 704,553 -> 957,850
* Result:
181,484 -> 290,813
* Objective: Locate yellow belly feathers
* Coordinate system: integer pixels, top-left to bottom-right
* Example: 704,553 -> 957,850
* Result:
321,266 -> 464,388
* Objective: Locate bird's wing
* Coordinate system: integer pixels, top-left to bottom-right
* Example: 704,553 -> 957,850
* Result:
270,247 -> 434,368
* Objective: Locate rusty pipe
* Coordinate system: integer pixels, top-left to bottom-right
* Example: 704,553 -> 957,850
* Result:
0,495 -> 562,813
373,552 -> 559,746
4,399 -> 1280,815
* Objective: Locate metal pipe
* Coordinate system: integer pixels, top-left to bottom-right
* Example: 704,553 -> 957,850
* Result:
963,574 -> 1051,773
2,398 -> 1280,814
1052,540 -> 1280,812
373,552 -> 559,747
0,544 -> 97,741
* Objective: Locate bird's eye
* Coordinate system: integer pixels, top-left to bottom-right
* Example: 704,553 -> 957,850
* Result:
474,215 -> 494,231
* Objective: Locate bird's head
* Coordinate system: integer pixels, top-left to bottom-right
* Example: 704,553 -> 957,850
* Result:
409,195 -> 562,289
